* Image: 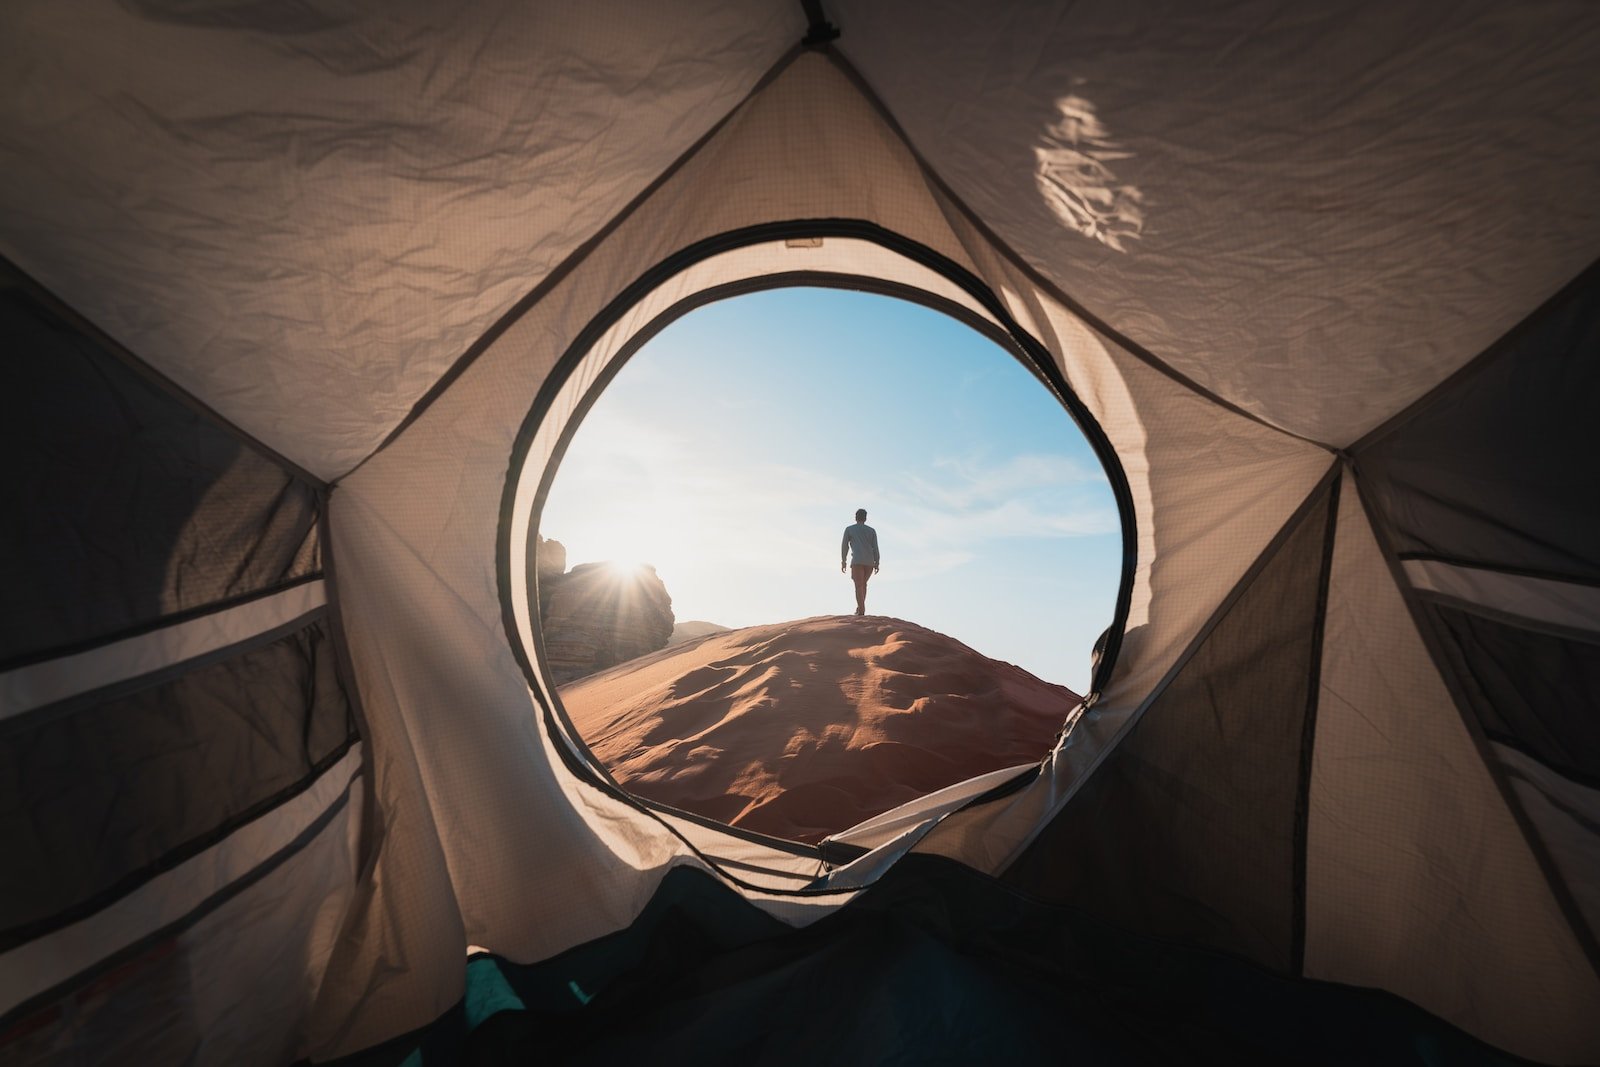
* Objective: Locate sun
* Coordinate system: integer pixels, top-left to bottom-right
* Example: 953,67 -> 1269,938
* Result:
604,558 -> 648,578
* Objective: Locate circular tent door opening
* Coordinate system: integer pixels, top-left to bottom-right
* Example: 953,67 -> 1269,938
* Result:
499,228 -> 1134,884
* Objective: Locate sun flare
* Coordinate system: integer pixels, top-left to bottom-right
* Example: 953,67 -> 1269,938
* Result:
604,558 -> 648,578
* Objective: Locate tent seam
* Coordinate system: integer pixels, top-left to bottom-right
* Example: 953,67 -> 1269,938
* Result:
1291,466 -> 1343,976
2,257 -> 328,491
317,485 -> 382,879
1349,256 -> 1600,455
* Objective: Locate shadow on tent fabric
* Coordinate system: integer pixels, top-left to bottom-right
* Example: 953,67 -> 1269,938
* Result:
320,856 -> 1535,1067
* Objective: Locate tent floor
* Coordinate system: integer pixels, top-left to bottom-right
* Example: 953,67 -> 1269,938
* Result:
329,857 -> 1534,1067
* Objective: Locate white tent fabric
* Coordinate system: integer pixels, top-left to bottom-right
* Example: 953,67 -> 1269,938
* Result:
3,2 -> 1598,1064
0,0 -> 804,479
833,0 -> 1600,445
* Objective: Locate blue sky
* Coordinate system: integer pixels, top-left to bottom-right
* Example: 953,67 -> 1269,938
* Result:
539,287 -> 1121,694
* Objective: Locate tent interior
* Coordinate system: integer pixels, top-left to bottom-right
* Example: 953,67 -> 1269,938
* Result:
2,2 -> 1597,1063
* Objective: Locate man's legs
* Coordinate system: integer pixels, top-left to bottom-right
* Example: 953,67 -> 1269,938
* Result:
851,564 -> 871,615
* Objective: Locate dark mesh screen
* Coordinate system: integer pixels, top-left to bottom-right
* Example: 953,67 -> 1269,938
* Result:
1425,601 -> 1600,787
1359,264 -> 1600,583
1002,480 -> 1335,972
0,620 -> 355,950
0,267 -> 320,669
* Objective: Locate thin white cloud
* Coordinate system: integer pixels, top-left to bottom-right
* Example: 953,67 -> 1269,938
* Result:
536,376 -> 1117,666
546,421 -> 1117,593
907,452 -> 1106,515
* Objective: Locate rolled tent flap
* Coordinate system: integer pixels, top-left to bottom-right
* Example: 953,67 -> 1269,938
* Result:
2,3 -> 1599,1064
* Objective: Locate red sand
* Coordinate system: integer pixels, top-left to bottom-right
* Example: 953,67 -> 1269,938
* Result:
559,615 -> 1082,844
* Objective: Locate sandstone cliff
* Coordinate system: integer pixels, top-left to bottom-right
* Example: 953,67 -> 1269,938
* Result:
536,551 -> 674,684
531,535 -> 567,613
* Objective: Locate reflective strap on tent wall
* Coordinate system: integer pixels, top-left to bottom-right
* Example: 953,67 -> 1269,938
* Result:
0,580 -> 327,721
1403,560 -> 1600,636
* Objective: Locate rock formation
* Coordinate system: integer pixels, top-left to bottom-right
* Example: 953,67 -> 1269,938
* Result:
537,557 -> 674,684
530,535 -> 567,613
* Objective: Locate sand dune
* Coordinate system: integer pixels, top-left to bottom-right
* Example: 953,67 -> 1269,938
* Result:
667,619 -> 731,645
559,615 -> 1082,844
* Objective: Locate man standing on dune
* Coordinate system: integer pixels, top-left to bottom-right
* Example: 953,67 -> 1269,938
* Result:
840,508 -> 881,616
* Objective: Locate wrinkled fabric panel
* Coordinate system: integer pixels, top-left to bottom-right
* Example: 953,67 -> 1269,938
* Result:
915,193 -> 1332,878
834,0 -> 1600,446
1001,479 -> 1334,973
930,189 -> 1334,716
0,0 -> 803,479
0,266 -> 320,669
1419,592 -> 1600,976
1359,260 -> 1600,583
1305,473 -> 1600,1064
0,620 -> 355,952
